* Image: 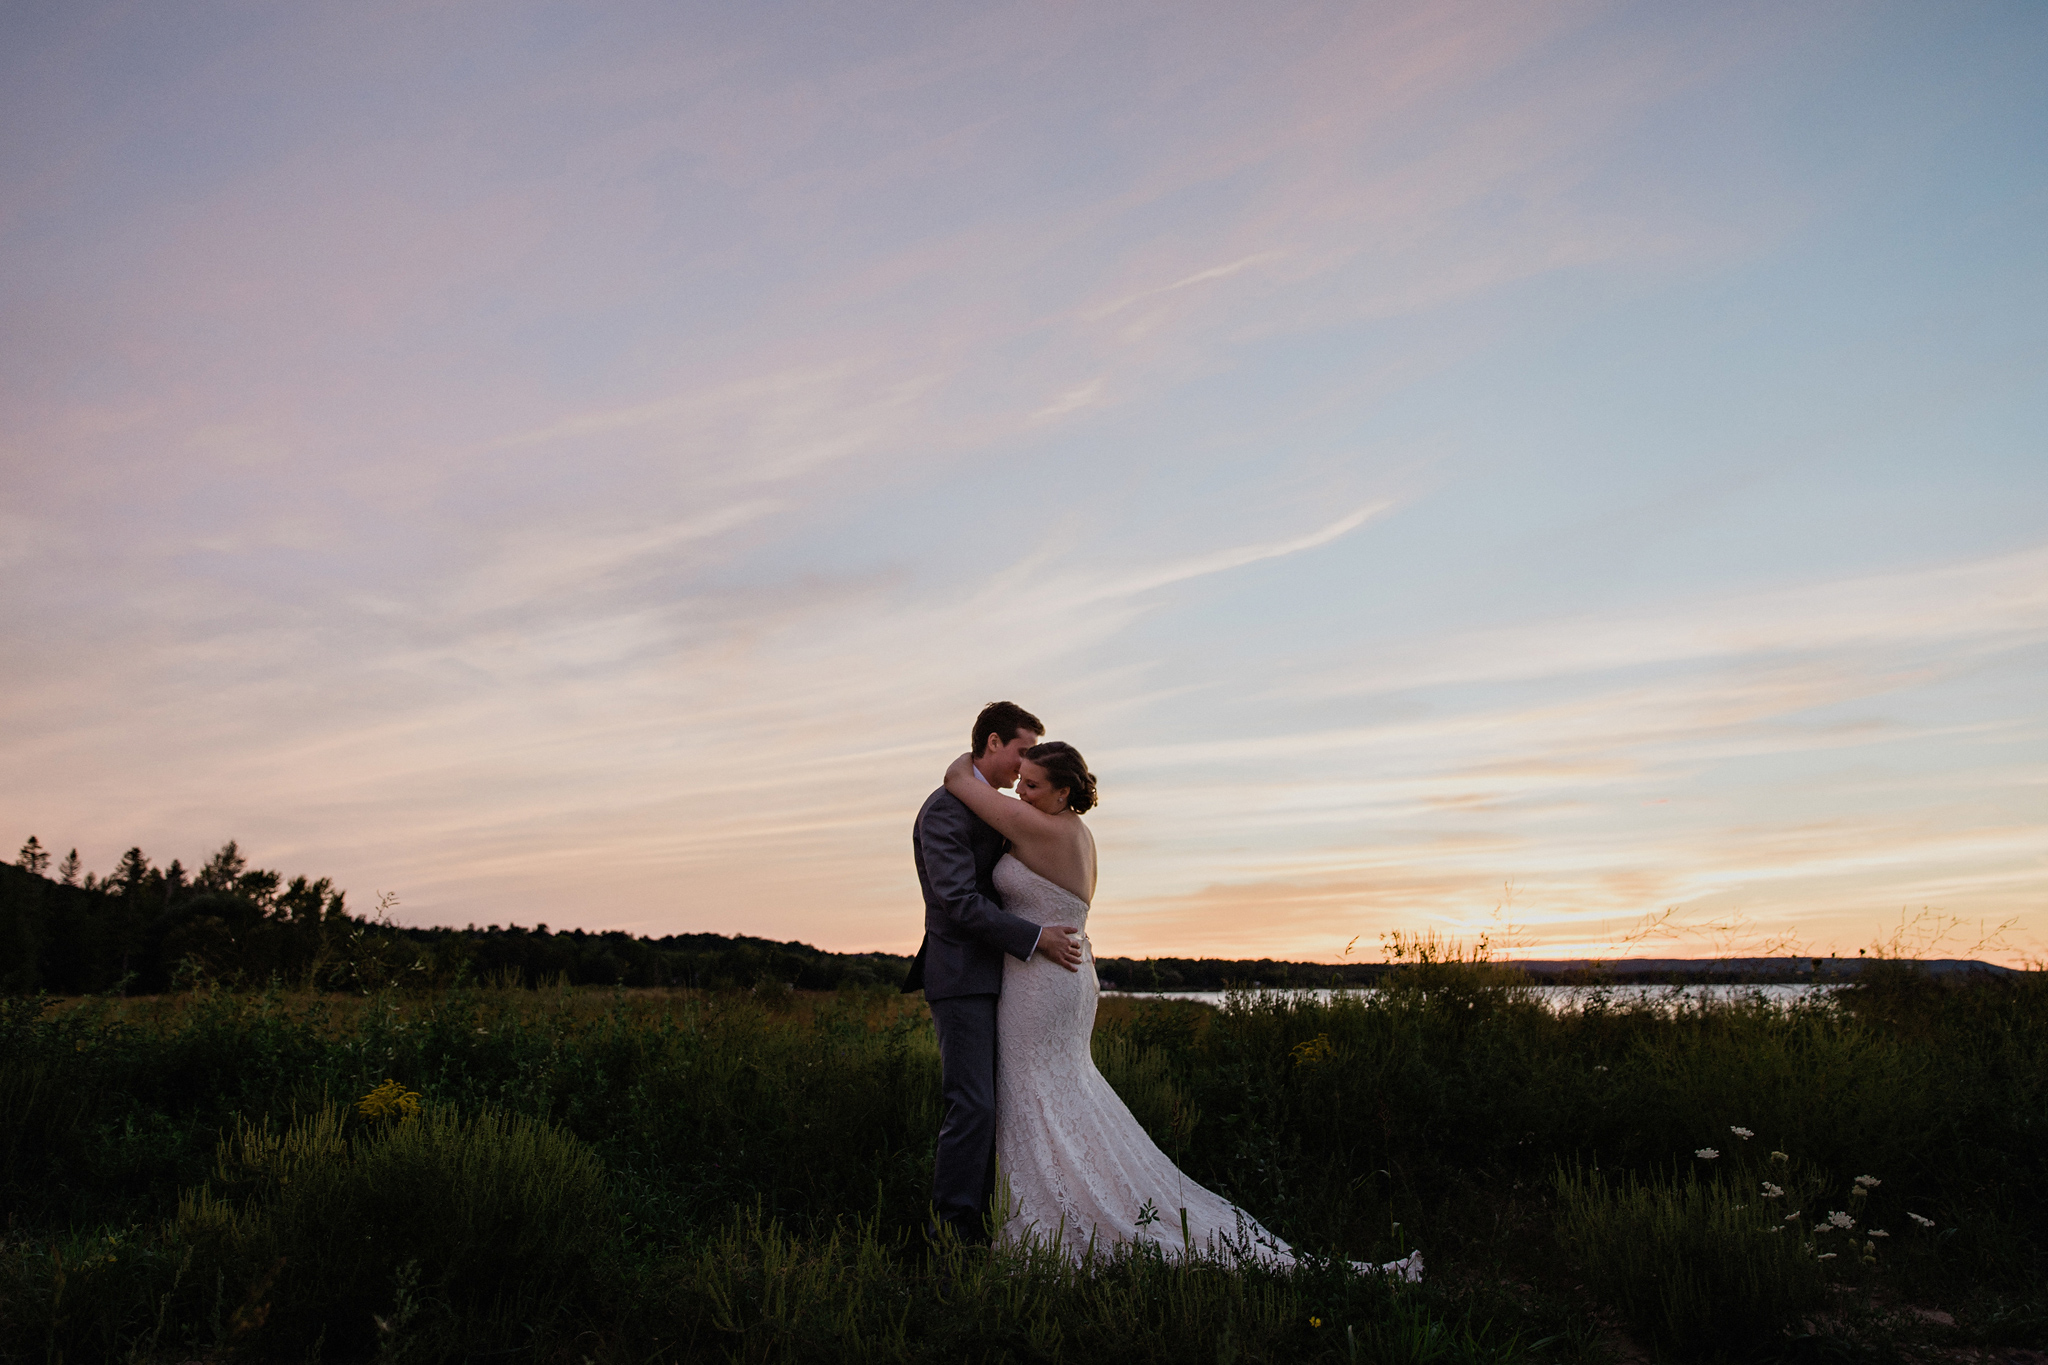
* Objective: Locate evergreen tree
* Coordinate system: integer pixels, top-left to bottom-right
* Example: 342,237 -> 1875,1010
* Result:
57,849 -> 81,885
113,847 -> 153,896
238,863 -> 282,904
191,842 -> 271,901
197,840 -> 246,893
15,836 -> 49,875
109,846 -> 156,983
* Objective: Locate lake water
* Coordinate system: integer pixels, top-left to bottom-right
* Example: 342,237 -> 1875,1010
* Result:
1101,983 -> 1837,1012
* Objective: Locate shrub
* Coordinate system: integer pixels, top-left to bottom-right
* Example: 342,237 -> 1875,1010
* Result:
177,1097 -> 611,1358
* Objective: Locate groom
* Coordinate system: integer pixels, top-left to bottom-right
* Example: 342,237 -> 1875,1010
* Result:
903,700 -> 1085,1244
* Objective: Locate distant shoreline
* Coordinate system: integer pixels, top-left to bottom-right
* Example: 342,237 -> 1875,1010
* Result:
1085,953 -> 2021,991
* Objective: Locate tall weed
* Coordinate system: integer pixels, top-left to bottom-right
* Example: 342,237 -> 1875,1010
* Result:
177,1099 -> 610,1358
1554,1162 -> 1825,1357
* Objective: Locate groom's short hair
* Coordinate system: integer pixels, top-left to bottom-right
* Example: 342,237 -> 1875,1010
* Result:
973,701 -> 1044,757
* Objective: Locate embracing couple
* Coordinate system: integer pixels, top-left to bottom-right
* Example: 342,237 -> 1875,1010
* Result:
903,701 -> 1293,1264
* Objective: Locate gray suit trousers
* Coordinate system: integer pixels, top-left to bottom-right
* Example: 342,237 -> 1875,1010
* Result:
927,993 -> 999,1242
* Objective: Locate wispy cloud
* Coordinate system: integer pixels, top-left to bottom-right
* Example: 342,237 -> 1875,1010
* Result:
1062,502 -> 1391,606
1084,251 -> 1287,320
1284,547 -> 2048,700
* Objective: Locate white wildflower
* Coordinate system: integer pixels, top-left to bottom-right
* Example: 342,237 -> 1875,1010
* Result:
1854,1175 -> 1881,1189
1695,1148 -> 1720,1160
1908,1212 -> 1935,1229
1761,1182 -> 1786,1199
1730,1126 -> 1754,1140
1868,1229 -> 1889,1238
1816,1252 -> 1838,1261
1827,1211 -> 1856,1230
1770,1150 -> 1789,1162
1785,1212 -> 1801,1222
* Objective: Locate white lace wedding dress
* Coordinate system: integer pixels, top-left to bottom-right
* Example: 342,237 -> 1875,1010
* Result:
992,853 -> 1295,1265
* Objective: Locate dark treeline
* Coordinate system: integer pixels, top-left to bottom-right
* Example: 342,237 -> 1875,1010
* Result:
0,838 -> 910,996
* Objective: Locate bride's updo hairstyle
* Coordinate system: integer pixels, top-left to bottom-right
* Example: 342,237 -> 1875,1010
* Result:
1025,741 -> 1097,814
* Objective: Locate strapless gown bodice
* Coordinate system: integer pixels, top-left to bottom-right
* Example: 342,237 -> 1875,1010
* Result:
993,853 -> 1091,934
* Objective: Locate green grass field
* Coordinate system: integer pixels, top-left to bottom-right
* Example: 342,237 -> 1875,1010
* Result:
1,961 -> 2042,1363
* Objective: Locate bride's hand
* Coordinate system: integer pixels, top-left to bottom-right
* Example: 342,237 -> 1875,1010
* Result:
944,751 -> 975,784
1035,925 -> 1084,973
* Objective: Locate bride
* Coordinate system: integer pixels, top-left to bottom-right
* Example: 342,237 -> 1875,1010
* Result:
939,742 -> 1297,1266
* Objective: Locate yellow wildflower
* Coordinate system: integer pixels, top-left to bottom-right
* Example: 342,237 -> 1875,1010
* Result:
1291,1034 -> 1335,1067
357,1078 -> 422,1122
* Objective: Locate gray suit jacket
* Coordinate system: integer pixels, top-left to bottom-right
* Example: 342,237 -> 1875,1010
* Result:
902,786 -> 1042,1000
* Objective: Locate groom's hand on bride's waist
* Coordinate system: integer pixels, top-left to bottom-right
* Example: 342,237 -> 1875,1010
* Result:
1035,926 -> 1084,972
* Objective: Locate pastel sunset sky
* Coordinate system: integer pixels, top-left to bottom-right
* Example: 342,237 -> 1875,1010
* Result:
4,1 -> 2043,964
